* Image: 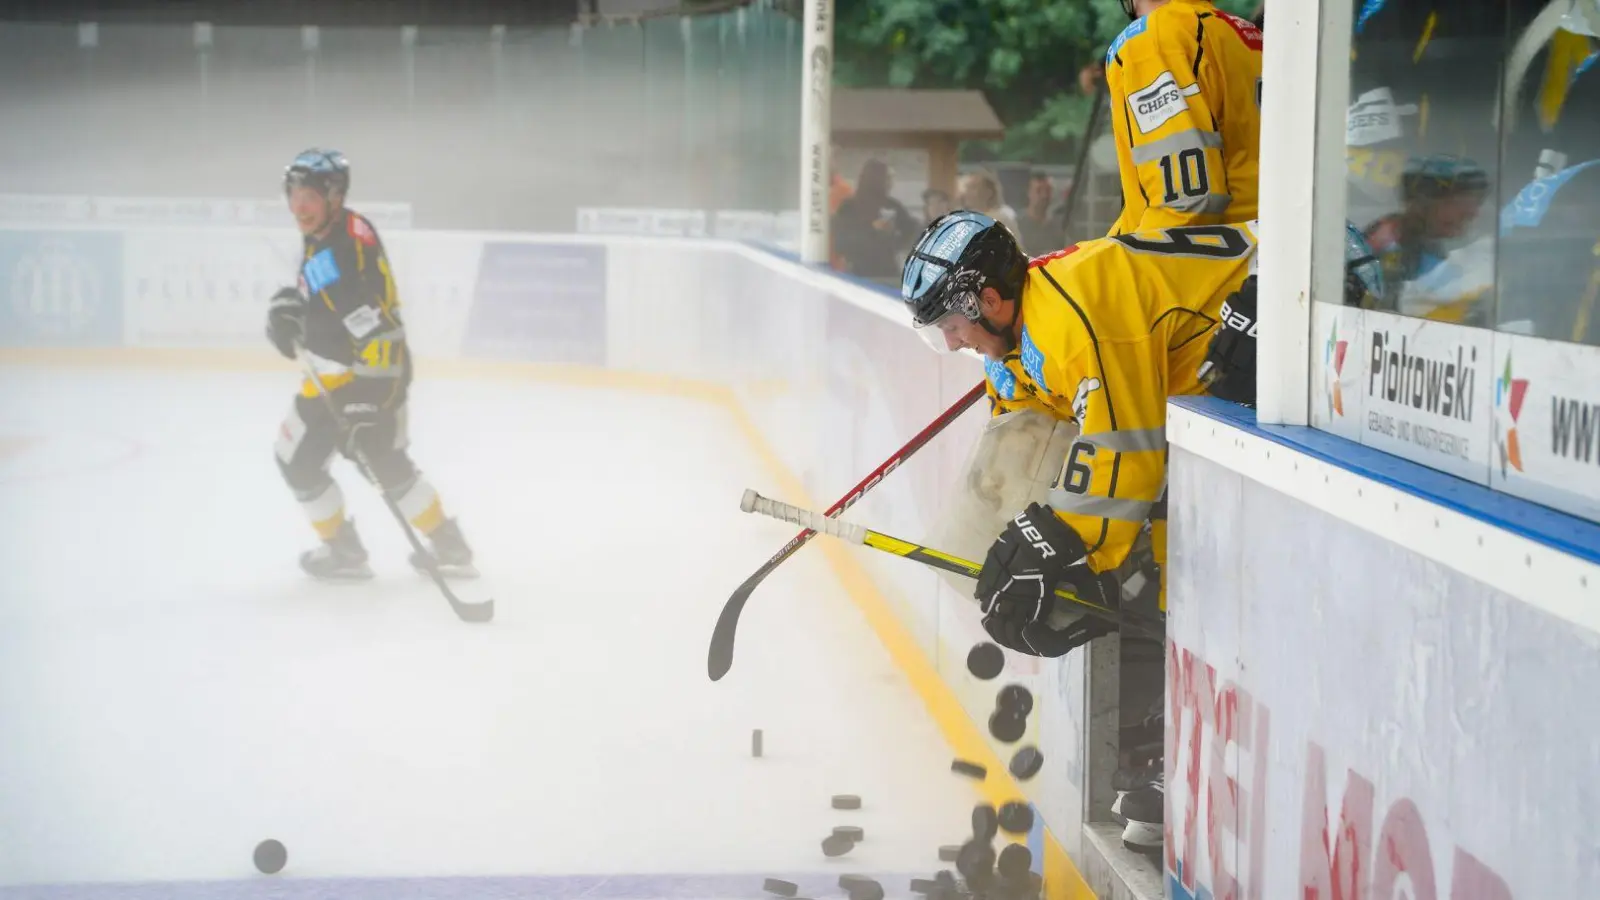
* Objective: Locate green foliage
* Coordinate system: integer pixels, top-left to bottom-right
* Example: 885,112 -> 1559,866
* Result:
833,0 -> 1259,164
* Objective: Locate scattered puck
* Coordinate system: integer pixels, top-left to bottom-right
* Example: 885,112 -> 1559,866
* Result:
1008,745 -> 1044,781
996,684 -> 1033,717
989,707 -> 1027,744
752,729 -> 763,758
997,843 -> 1034,881
966,642 -> 1005,680
839,875 -> 884,900
252,839 -> 286,875
938,844 -> 961,862
971,803 -> 998,842
955,839 -> 997,883
762,878 -> 799,897
832,825 -> 864,842
831,794 -> 862,810
822,834 -> 855,857
951,759 -> 987,780
998,801 -> 1035,835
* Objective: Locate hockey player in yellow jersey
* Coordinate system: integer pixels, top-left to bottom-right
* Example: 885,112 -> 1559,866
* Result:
900,211 -> 1261,657
1104,0 -> 1263,236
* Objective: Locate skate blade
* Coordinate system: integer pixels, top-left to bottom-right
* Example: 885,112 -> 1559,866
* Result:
304,565 -> 376,582
413,563 -> 480,581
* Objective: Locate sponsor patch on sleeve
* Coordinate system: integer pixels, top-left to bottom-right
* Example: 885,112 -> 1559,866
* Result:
342,304 -> 382,339
1216,11 -> 1263,51
347,214 -> 378,247
1106,17 -> 1147,64
1019,326 -> 1049,393
1128,70 -> 1200,134
985,357 -> 1018,401
301,247 -> 342,294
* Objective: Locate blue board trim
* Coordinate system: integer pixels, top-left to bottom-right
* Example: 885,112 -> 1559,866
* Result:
1170,395 -> 1600,567
741,240 -> 904,303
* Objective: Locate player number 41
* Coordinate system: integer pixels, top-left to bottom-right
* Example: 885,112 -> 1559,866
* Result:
360,340 -> 393,369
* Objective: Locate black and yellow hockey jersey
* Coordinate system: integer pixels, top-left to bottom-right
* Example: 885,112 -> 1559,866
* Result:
296,208 -> 408,403
1103,0 -> 1263,236
984,222 -> 1259,587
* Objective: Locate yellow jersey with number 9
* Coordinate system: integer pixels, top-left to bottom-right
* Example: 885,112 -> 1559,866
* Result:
984,221 -> 1258,578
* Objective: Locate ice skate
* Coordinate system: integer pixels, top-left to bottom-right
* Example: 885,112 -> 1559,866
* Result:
1118,773 -> 1164,856
299,518 -> 374,580
410,517 -> 478,579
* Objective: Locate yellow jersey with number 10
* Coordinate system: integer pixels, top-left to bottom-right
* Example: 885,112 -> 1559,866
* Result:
1104,0 -> 1263,237
983,222 -> 1258,578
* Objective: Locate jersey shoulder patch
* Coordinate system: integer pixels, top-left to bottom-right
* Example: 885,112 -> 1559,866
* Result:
1029,244 -> 1082,269
347,213 -> 378,247
985,357 -> 1019,401
302,247 -> 342,294
1019,325 -> 1050,393
1214,10 -> 1263,51
1106,16 -> 1148,64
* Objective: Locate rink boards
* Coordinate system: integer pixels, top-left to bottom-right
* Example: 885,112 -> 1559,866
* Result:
1165,396 -> 1600,900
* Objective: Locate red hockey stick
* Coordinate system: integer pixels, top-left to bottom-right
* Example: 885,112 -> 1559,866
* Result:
706,381 -> 986,681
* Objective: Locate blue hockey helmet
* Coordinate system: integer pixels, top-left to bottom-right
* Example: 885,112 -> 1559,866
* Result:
284,148 -> 350,199
900,210 -> 1028,351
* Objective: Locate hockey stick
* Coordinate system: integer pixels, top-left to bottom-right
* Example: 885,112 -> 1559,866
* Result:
706,381 -> 986,681
295,346 -> 494,624
739,489 -> 1164,641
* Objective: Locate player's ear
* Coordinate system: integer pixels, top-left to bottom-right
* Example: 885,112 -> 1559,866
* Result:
979,286 -> 1008,316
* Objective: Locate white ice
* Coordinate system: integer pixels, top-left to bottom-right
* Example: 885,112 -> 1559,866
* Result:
0,366 -> 981,890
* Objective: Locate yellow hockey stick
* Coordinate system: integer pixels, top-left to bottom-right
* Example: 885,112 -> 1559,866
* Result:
739,489 -> 1164,638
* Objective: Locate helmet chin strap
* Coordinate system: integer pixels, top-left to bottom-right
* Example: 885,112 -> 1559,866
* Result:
974,300 -> 1020,352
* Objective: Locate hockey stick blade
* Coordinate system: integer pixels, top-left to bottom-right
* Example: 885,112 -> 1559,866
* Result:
295,348 -> 494,624
739,489 -> 1163,640
706,381 -> 985,681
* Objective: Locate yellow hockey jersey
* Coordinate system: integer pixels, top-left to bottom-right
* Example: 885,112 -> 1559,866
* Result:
984,222 -> 1259,583
1104,0 -> 1263,236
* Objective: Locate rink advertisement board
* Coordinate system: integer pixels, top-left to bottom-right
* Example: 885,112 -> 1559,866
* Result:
1309,302 -> 1365,444
463,241 -> 607,365
1356,309 -> 1493,485
0,228 -> 123,347
1490,332 -> 1600,523
1166,416 -> 1593,900
123,229 -> 300,347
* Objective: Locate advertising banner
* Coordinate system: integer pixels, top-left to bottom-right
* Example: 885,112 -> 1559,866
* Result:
1354,309 -> 1493,485
0,229 -> 123,347
1309,302 -> 1366,444
0,195 -> 413,230
124,229 -> 299,347
1166,445 -> 1585,900
463,242 -> 607,365
1490,332 -> 1600,522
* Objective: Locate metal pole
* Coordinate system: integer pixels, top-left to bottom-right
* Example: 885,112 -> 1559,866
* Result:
797,0 -> 834,265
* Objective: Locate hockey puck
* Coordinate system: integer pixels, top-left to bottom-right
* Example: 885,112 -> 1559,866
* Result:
989,707 -> 1027,744
996,684 -> 1033,717
831,794 -> 862,810
1008,745 -> 1045,781
970,803 -> 998,842
822,834 -> 855,857
998,801 -> 1035,835
762,877 -> 799,897
839,875 -> 884,900
938,844 -> 961,862
966,642 -> 1005,680
832,825 -> 864,842
955,839 -> 996,883
997,843 -> 1034,881
252,839 -> 287,875
950,758 -> 987,780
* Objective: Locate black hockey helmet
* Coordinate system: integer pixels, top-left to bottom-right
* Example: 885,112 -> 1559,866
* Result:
900,210 -> 1027,351
1120,0 -> 1138,21
284,148 -> 350,199
1400,154 -> 1488,204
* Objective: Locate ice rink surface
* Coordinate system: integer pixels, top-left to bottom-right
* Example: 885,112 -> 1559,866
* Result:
0,366 -> 981,898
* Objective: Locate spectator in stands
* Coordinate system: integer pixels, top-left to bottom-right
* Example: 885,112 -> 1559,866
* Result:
922,187 -> 954,224
1016,171 -> 1065,255
831,158 -> 919,279
958,170 -> 1022,245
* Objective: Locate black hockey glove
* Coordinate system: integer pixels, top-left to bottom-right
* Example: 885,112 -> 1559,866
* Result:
1198,275 -> 1258,406
975,503 -> 1118,658
266,286 -> 307,360
335,398 -> 383,458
